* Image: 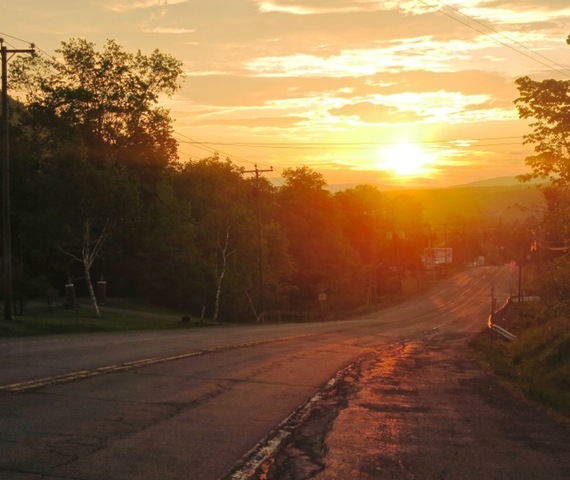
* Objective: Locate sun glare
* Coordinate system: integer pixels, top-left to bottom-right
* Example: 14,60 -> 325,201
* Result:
377,143 -> 435,177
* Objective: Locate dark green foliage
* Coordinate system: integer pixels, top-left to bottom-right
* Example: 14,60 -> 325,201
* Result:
132,178 -> 206,311
276,167 -> 365,310
11,38 -> 183,171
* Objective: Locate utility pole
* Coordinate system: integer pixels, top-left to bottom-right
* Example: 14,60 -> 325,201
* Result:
1,40 -> 35,321
243,164 -> 273,316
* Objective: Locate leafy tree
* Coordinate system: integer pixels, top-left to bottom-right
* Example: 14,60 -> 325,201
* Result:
334,185 -> 387,303
515,77 -> 570,234
132,177 -> 204,311
382,194 -> 425,268
258,215 -> 295,316
535,253 -> 570,305
446,221 -> 483,266
514,76 -> 570,186
11,38 -> 183,172
9,38 -> 183,313
334,185 -> 386,265
9,134 -> 140,316
515,75 -> 570,302
540,184 -> 570,247
49,152 -> 139,316
174,157 -> 259,320
276,166 -> 363,311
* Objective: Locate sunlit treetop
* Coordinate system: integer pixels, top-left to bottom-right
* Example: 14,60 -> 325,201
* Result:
11,38 -> 184,170
515,76 -> 570,186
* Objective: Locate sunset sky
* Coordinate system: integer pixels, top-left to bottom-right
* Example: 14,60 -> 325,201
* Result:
4,1 -> 570,188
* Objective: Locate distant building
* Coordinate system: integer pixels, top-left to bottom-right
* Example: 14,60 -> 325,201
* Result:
422,247 -> 453,267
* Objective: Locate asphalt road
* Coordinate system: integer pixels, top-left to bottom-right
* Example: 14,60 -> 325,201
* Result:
2,265 -> 565,480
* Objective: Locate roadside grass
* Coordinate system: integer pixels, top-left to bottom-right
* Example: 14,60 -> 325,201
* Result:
471,302 -> 570,417
0,298 -> 216,337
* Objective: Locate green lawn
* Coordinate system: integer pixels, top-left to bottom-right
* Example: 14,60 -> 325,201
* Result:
0,299 -> 215,337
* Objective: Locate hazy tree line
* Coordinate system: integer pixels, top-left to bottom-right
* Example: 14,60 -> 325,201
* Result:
3,38 -> 565,321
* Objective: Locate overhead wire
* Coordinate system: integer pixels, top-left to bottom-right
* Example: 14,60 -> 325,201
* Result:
433,1 -> 570,75
0,30 -> 66,62
173,130 -> 274,169
0,38 -> 24,52
417,0 -> 570,78
0,31 -> 33,50
175,135 -> 525,149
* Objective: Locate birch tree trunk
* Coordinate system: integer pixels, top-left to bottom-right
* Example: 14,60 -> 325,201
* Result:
61,219 -> 111,319
83,250 -> 100,318
82,220 -> 101,318
213,225 -> 235,322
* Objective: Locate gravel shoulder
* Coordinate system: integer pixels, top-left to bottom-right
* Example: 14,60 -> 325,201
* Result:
261,330 -> 570,480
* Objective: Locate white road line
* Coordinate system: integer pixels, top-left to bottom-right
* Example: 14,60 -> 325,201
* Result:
0,334 -> 318,394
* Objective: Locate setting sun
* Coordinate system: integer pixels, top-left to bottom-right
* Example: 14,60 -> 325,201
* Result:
376,143 -> 436,177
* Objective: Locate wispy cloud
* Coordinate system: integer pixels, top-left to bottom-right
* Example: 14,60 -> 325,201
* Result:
254,0 -> 570,23
453,2 -> 570,24
10,0 -> 560,185
253,0 -> 388,15
104,0 -> 188,13
252,0 -> 439,15
244,37 -> 493,78
142,26 -> 195,34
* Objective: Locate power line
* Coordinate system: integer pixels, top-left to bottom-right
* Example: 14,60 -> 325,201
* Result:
0,31 -> 61,61
418,0 -> 570,78
174,136 -> 526,149
435,1 -> 570,74
173,130 -> 274,169
0,32 -> 32,47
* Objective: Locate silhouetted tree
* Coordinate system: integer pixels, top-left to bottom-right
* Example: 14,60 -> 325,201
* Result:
11,38 -> 183,174
276,166 -> 363,311
515,76 -> 570,186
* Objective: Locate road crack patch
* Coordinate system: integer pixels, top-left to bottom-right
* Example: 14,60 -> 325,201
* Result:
223,354 -> 372,480
225,344 -> 408,480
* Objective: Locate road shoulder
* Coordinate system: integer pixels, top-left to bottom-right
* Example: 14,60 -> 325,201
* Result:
263,332 -> 570,479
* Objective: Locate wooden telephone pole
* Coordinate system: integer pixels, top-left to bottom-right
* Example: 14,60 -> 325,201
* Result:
243,165 -> 273,316
1,40 -> 35,320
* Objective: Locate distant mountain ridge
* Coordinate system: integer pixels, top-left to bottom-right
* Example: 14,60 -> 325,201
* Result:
456,176 -> 528,188
384,181 -> 544,226
325,176 -> 543,192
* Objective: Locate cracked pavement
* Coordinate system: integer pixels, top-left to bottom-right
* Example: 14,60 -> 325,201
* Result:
257,331 -> 570,480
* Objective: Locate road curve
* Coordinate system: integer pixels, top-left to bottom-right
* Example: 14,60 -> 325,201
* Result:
1,265 -> 550,480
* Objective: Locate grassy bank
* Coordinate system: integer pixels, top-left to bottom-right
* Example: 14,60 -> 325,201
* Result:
0,299 -> 216,337
471,301 -> 570,417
